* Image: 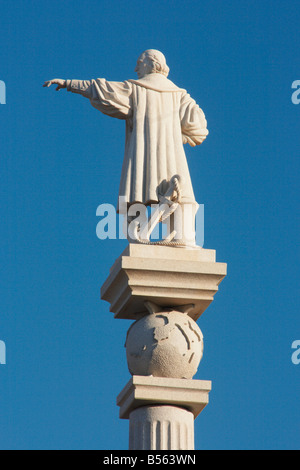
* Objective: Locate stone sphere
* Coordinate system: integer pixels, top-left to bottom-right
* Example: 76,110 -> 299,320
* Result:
125,310 -> 203,379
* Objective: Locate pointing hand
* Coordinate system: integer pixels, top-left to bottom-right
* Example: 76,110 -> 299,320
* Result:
43,79 -> 66,91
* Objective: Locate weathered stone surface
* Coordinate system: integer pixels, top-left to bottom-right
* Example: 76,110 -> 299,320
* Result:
117,375 -> 212,420
129,405 -> 195,450
101,244 -> 227,321
125,310 -> 203,379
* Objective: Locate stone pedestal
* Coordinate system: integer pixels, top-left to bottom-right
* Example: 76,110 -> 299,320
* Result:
101,244 -> 226,450
101,244 -> 227,321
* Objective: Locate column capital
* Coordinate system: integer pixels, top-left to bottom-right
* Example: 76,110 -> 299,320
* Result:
117,375 -> 212,420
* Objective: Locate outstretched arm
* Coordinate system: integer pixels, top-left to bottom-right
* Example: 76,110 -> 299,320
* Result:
43,77 -> 132,119
43,78 -> 94,98
43,79 -> 67,91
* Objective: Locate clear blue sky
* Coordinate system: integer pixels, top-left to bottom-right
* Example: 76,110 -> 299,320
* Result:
0,0 -> 299,450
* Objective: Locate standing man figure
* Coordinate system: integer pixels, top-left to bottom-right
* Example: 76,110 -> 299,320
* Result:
44,50 -> 208,246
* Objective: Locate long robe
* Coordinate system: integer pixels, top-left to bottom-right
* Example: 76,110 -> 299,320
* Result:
66,73 -> 208,209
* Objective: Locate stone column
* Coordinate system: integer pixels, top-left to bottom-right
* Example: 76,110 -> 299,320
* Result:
129,406 -> 194,451
101,244 -> 226,450
117,375 -> 212,451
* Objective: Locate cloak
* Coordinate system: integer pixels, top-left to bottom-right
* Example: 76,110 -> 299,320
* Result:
66,73 -> 208,209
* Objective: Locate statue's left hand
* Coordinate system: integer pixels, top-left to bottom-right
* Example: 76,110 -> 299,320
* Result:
43,79 -> 66,91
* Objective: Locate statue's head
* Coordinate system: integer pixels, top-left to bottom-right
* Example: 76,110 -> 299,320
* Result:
135,50 -> 170,78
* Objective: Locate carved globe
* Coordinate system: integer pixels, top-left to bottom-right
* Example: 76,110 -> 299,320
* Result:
125,310 -> 204,379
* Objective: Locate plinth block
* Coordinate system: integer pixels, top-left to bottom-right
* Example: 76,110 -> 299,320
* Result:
101,244 -> 227,321
117,375 -> 212,420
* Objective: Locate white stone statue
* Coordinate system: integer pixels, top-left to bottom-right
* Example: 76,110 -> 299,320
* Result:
44,50 -> 208,246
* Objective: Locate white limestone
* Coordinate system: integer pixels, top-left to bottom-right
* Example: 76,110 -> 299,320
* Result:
117,375 -> 212,420
129,405 -> 194,450
125,309 -> 203,379
44,52 -> 226,451
101,244 -> 227,321
43,50 -> 210,247
43,50 -> 208,213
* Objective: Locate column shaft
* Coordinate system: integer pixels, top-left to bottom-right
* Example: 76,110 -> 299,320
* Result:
129,405 -> 194,450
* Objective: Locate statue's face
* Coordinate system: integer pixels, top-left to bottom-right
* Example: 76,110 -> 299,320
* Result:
135,53 -> 152,78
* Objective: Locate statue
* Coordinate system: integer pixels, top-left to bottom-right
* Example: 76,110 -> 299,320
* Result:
44,50 -> 208,247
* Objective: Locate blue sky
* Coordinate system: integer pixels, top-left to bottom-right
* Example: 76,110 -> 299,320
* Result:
0,0 -> 299,450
